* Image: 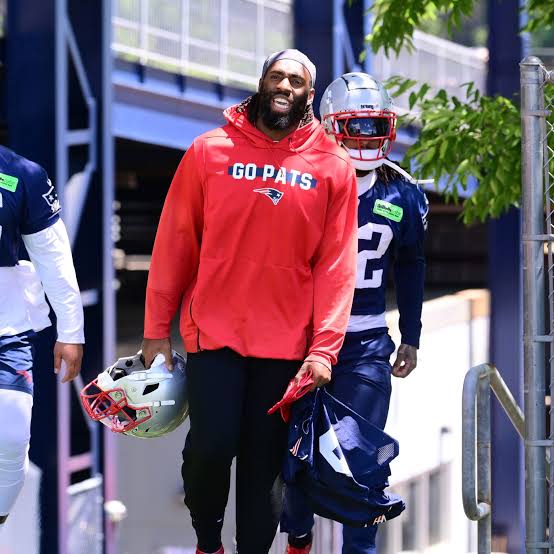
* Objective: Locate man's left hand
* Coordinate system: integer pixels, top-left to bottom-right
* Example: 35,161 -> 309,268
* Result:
392,344 -> 417,378
54,342 -> 83,383
294,360 -> 331,392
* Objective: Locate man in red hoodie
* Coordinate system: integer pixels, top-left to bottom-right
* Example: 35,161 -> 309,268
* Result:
141,49 -> 358,554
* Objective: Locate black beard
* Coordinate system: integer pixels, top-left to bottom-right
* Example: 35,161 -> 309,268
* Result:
258,87 -> 309,131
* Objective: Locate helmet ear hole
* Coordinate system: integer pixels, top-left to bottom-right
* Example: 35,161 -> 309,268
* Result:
110,367 -> 127,381
143,383 -> 159,395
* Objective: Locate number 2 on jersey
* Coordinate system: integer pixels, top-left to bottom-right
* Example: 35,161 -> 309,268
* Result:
356,222 -> 393,289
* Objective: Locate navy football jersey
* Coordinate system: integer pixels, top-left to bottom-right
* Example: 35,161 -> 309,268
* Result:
0,146 -> 60,267
352,170 -> 428,346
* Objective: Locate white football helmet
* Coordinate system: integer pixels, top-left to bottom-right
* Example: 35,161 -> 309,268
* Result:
80,351 -> 188,439
320,72 -> 397,170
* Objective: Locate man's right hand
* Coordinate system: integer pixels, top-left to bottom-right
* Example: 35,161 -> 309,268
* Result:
54,342 -> 84,383
141,337 -> 173,370
294,360 -> 331,392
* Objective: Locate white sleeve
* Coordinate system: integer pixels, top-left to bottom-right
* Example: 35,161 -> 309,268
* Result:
22,219 -> 85,343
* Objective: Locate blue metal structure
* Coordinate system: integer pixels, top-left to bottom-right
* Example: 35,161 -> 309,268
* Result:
113,60 -> 248,150
486,1 -> 525,552
7,1 -> 111,552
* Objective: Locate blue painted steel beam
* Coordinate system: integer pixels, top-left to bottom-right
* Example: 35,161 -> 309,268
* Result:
486,0 -> 525,552
294,0 -> 334,118
112,60 -> 250,150
294,0 -> 372,116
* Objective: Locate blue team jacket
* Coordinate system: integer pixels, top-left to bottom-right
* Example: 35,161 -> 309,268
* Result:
283,387 -> 405,527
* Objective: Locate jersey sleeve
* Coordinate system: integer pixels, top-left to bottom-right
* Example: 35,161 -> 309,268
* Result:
394,184 -> 428,348
400,184 -> 428,246
22,220 -> 85,344
20,162 -> 61,235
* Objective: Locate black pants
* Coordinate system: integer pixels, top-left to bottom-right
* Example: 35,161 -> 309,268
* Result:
182,348 -> 301,554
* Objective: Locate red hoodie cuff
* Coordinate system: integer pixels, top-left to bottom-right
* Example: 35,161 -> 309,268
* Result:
304,353 -> 332,372
144,288 -> 175,339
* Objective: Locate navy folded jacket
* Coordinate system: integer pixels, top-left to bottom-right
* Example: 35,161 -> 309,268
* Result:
283,387 -> 405,527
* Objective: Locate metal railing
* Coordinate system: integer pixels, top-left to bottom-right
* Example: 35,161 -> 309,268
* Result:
112,0 -> 487,102
55,0 -> 102,552
373,30 -> 488,112
55,1 -> 117,553
462,363 -> 525,554
112,0 -> 292,89
465,57 -> 554,554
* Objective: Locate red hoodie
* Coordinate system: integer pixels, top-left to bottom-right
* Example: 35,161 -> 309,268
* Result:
144,99 -> 358,369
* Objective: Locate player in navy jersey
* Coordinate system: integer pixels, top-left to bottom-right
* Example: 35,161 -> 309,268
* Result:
0,146 -> 84,532
281,73 -> 428,554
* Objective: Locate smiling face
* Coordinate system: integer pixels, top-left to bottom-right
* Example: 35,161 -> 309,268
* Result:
256,59 -> 315,136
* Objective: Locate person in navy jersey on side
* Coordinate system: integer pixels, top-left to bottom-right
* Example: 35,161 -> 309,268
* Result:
0,146 -> 84,532
281,73 -> 429,554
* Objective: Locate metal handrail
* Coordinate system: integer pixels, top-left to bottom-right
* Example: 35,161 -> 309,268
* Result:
462,363 -> 525,553
489,365 -> 525,438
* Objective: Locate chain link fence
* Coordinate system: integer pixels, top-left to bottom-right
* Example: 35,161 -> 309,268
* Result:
542,62 -> 554,553
521,56 -> 554,554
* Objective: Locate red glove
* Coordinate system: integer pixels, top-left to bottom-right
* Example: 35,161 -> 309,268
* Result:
267,371 -> 315,422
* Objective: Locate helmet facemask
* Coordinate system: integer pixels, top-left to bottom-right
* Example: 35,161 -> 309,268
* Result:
323,109 -> 397,170
80,374 -> 153,434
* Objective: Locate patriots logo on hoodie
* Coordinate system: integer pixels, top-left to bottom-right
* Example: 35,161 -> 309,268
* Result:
253,188 -> 284,205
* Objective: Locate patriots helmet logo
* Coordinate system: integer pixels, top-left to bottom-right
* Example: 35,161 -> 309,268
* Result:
253,187 -> 284,205
42,180 -> 61,213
